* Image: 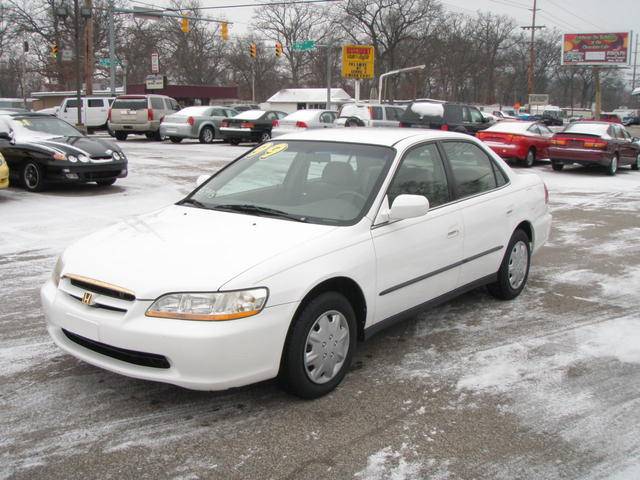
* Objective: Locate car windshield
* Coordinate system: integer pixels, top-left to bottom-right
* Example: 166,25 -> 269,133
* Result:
10,115 -> 82,140
234,110 -> 265,120
562,123 -> 609,136
184,140 -> 395,225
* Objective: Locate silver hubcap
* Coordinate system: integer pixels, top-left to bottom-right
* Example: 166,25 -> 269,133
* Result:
527,151 -> 534,164
611,157 -> 617,173
25,165 -> 39,188
304,310 -> 350,384
508,241 -> 528,290
261,133 -> 270,142
203,128 -> 213,142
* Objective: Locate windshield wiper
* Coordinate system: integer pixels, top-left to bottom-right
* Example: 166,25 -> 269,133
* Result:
178,198 -> 209,209
213,204 -> 307,222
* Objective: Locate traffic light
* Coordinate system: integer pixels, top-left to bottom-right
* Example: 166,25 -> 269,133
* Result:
181,17 -> 189,33
249,43 -> 257,58
221,22 -> 229,41
50,43 -> 59,58
275,42 -> 283,57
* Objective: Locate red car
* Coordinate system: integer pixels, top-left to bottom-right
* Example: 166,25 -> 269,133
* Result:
549,121 -> 640,175
477,121 -> 554,167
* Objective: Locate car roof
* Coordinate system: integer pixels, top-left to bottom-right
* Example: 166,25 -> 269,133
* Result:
0,111 -> 52,117
275,127 -> 468,146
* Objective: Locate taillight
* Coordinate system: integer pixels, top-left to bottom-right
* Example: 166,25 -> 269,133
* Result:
440,124 -> 449,131
187,116 -> 195,126
543,182 -> 549,205
148,109 -> 154,121
221,120 -> 229,128
240,122 -> 254,128
584,141 -> 607,149
368,106 -> 373,118
399,122 -> 408,128
295,121 -> 308,128
107,108 -> 112,122
551,139 -> 566,146
272,120 -> 279,127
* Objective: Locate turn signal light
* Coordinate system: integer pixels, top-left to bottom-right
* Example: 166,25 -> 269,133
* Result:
187,116 -> 195,126
240,122 -> 254,128
295,121 -> 308,128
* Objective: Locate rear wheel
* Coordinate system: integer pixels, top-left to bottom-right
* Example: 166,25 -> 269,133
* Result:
260,131 -> 271,143
199,126 -> 215,144
22,161 -> 46,192
279,292 -> 356,399
631,153 -> 639,171
114,131 -> 128,141
488,229 -> 531,300
96,178 -> 116,186
552,161 -> 564,171
524,148 -> 535,168
169,137 -> 182,144
607,155 -> 618,176
229,138 -> 241,146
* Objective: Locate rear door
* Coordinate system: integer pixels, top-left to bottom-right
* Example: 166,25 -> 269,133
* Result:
86,98 -> 108,127
535,124 -> 554,158
59,98 -> 80,124
440,140 -> 512,284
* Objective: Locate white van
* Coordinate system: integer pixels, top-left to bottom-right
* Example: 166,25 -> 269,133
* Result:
57,97 -> 115,132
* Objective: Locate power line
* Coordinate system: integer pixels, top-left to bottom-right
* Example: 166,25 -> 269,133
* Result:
544,0 -> 608,32
126,0 -> 345,13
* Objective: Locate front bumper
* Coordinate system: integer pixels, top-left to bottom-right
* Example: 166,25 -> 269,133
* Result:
45,160 -> 128,183
109,121 -> 159,134
484,141 -> 527,160
41,279 -> 297,391
159,123 -> 197,139
548,147 -> 610,166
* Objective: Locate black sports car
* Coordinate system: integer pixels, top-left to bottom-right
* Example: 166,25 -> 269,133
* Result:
219,110 -> 287,145
0,112 -> 128,192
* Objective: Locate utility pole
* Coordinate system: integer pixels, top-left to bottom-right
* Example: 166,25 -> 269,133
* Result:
632,33 -> 638,91
594,67 -> 601,119
108,0 -> 115,95
326,39 -> 332,109
83,0 -> 94,96
521,0 -> 545,101
73,0 -> 82,127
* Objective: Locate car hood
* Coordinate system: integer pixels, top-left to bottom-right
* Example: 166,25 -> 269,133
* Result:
61,205 -> 338,300
20,135 -> 121,158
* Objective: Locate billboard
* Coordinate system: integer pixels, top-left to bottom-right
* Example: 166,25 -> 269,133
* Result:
562,32 -> 630,66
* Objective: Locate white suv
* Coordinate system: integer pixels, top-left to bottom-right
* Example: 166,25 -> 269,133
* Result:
334,103 -> 405,127
57,97 -> 115,133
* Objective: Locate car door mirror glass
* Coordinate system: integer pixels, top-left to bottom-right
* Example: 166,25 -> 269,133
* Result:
389,194 -> 430,221
196,174 -> 209,187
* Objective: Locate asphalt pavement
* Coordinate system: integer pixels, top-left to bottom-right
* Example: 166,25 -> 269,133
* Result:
1,131 -> 640,480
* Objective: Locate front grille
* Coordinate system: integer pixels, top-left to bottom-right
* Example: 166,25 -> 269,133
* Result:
68,276 -> 135,302
67,292 -> 127,313
62,329 -> 170,369
80,170 -> 121,180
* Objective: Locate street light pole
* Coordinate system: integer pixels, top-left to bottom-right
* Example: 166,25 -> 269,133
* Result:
109,0 -> 115,95
378,65 -> 426,103
73,0 -> 83,127
326,39 -> 332,109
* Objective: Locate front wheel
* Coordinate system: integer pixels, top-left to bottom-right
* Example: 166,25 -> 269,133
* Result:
22,161 -> 46,192
279,292 -> 357,399
524,148 -> 535,168
552,161 -> 564,171
607,155 -> 618,176
632,153 -> 640,171
488,229 -> 531,300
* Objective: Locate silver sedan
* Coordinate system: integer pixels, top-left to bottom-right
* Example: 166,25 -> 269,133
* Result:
160,106 -> 238,144
271,110 -> 337,138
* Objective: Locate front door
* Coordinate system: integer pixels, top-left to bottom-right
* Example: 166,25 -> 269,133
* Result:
372,142 -> 463,323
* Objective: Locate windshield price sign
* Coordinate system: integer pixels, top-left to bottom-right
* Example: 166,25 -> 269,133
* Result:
561,32 -> 630,66
341,45 -> 375,79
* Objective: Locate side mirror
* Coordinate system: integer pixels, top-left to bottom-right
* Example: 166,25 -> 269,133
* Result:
195,174 -> 209,187
0,131 -> 11,141
389,194 -> 430,221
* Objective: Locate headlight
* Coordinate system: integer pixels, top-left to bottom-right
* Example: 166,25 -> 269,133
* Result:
68,155 -> 78,163
112,151 -> 121,161
53,152 -> 67,161
146,288 -> 268,321
78,154 -> 89,163
52,256 -> 64,287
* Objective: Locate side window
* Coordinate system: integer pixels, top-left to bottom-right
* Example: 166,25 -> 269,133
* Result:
265,112 -> 276,121
211,108 -> 225,116
370,106 -> 383,120
150,97 -> 164,109
163,99 -> 172,110
469,108 -> 484,123
462,107 -> 471,122
66,99 -> 78,108
225,109 -> 237,117
87,99 -> 104,108
319,112 -> 333,123
385,107 -> 398,121
527,124 -> 541,135
621,128 -> 631,140
442,141 -> 498,198
387,143 -> 449,208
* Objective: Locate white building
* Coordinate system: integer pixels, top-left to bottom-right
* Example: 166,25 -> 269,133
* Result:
264,88 -> 352,113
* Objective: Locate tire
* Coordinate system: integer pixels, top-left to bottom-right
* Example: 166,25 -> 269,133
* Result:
345,118 -> 362,127
488,229 -> 531,301
169,137 -> 183,144
229,138 -> 241,146
524,148 -> 535,168
107,126 -> 115,137
96,178 -> 116,186
22,161 -> 46,192
279,292 -> 357,399
199,126 -> 215,144
632,153 -> 640,171
551,161 -> 564,171
607,155 -> 618,176
452,126 -> 468,134
114,131 -> 128,141
260,131 -> 271,143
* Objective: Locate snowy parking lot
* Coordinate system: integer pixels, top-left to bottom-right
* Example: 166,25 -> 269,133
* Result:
2,133 -> 640,479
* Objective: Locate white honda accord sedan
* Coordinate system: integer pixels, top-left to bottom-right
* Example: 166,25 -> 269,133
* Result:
41,129 -> 551,398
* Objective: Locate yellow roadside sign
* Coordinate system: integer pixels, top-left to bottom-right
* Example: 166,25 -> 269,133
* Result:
341,45 -> 375,79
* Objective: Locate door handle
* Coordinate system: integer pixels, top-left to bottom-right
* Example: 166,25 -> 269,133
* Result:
447,229 -> 459,238
506,204 -> 514,216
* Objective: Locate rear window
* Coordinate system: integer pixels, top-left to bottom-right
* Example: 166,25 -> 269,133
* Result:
112,98 -> 147,110
562,123 -> 609,136
87,99 -> 104,108
234,110 -> 265,120
150,97 -> 164,109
